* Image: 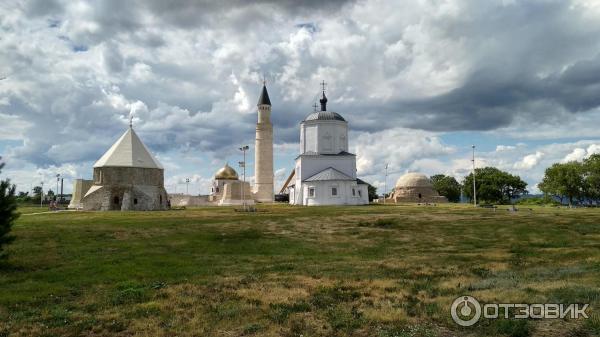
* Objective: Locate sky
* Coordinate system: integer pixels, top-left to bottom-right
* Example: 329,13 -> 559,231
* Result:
2,0 -> 600,196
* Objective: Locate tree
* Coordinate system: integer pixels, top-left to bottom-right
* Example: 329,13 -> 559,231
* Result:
357,179 -> 377,202
16,191 -> 31,203
583,154 -> 600,205
430,174 -> 461,202
539,162 -> 584,207
367,184 -> 377,202
32,186 -> 43,203
463,167 -> 528,204
0,158 -> 18,260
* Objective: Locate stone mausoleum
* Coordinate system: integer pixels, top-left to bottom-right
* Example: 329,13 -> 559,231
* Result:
81,125 -> 168,211
388,172 -> 447,203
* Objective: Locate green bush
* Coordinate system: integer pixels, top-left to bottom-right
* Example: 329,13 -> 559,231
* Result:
0,159 -> 18,260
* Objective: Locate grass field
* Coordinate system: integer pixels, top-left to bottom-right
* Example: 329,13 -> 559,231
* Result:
1,204 -> 599,337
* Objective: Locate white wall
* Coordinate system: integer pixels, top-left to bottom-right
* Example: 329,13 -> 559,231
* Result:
300,120 -> 348,155
299,180 -> 368,206
297,155 -> 357,181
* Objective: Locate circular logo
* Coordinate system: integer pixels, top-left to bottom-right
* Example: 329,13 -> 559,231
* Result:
451,296 -> 481,326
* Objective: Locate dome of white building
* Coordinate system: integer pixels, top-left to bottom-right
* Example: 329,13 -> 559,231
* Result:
395,172 -> 433,188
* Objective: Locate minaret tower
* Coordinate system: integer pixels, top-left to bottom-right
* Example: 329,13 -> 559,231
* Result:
253,81 -> 274,202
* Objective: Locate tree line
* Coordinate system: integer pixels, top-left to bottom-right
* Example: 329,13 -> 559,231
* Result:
430,167 -> 528,204
429,154 -> 600,206
539,154 -> 600,206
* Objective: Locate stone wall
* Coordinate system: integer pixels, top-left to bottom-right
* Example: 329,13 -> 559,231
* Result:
93,167 -> 164,186
219,181 -> 255,206
68,179 -> 93,209
389,187 -> 448,203
169,194 -> 211,207
82,184 -> 168,211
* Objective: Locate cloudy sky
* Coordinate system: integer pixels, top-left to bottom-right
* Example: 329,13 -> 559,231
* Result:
2,0 -> 600,196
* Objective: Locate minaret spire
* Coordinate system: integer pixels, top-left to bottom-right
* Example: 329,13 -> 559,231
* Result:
257,80 -> 271,106
254,81 -> 274,202
319,80 -> 328,111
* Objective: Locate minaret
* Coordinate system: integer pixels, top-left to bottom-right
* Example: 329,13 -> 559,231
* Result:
254,81 -> 274,202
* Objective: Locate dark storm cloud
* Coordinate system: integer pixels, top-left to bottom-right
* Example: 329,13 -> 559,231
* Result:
23,0 -> 63,17
326,0 -> 600,133
396,53 -> 600,132
139,0 -> 355,28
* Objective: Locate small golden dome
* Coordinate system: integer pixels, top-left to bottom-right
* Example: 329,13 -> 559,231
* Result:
214,163 -> 239,180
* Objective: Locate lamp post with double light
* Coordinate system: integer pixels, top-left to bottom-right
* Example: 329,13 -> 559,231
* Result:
239,145 -> 249,210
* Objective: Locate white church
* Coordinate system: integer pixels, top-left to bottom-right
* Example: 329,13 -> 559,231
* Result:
284,85 -> 369,206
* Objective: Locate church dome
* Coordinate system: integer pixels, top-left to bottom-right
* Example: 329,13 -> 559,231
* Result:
395,172 -> 432,189
304,111 -> 346,122
214,164 -> 239,180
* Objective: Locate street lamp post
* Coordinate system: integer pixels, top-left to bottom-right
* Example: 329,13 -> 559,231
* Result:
40,182 -> 44,208
56,174 -> 60,203
239,145 -> 249,211
472,145 -> 477,207
384,163 -> 388,204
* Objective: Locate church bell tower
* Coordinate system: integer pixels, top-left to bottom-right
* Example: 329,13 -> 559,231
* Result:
253,82 -> 274,202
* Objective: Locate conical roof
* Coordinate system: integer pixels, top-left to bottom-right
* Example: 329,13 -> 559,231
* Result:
257,84 -> 271,106
93,127 -> 164,169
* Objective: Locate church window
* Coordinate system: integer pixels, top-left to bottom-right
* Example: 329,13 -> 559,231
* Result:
352,188 -> 356,196
331,187 -> 338,196
134,198 -> 138,205
358,190 -> 362,197
160,195 -> 162,204
308,187 -> 315,198
113,196 -> 119,204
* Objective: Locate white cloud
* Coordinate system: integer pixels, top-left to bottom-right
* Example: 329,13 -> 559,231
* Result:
496,145 -> 516,152
564,148 -> 587,162
352,127 -> 455,177
0,113 -> 32,140
514,151 -> 544,170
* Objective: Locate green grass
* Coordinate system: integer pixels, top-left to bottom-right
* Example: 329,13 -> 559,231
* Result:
0,204 -> 599,336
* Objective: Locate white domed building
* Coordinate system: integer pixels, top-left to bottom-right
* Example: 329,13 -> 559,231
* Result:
285,86 -> 369,206
388,172 -> 447,203
209,163 -> 254,206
